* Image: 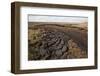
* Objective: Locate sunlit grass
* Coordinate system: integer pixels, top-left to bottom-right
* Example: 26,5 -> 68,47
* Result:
28,29 -> 42,44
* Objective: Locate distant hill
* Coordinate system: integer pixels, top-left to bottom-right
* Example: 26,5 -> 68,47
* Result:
28,22 -> 87,28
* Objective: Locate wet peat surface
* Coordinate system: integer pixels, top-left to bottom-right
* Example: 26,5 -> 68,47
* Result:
28,24 -> 88,60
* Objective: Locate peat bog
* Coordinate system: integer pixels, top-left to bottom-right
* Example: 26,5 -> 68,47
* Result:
28,23 -> 88,60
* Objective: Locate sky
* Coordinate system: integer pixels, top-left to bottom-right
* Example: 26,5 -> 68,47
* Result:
28,15 -> 88,24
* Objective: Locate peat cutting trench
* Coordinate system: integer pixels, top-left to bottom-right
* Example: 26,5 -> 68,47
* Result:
28,24 -> 88,60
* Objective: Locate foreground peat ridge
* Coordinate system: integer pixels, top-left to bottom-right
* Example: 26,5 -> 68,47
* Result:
28,24 -> 88,60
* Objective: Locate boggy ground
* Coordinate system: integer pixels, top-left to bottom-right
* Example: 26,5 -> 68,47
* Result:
28,24 -> 88,60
